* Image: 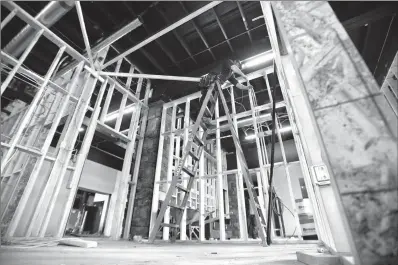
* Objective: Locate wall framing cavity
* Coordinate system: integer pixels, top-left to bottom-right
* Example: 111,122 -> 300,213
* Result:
1,1 -> 150,240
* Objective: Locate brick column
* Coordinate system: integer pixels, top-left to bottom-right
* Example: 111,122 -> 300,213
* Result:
130,100 -> 165,238
227,174 -> 241,239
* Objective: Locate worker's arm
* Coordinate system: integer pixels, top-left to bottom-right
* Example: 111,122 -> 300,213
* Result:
231,65 -> 250,83
236,82 -> 252,90
228,75 -> 252,90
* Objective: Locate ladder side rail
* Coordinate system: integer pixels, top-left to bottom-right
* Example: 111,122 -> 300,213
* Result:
149,84 -> 216,242
171,88 -> 219,241
248,89 -> 269,227
215,82 -> 267,245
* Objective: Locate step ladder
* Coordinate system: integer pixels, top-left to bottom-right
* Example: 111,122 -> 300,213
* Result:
148,81 -> 268,245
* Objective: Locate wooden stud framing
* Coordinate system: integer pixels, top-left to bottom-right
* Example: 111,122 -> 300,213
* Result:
0,29 -> 43,95
75,1 -> 95,69
149,106 -> 167,236
99,59 -> 123,122
0,0 -> 322,243
1,46 -> 66,173
215,99 -> 226,240
248,89 -> 270,229
198,126 -> 205,241
115,66 -> 136,131
1,1 -> 147,240
163,105 -> 177,240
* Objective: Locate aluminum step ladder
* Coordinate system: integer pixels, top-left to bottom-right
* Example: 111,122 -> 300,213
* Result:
148,81 -> 268,245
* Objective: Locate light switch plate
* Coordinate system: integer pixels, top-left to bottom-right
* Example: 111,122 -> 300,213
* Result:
312,164 -> 330,183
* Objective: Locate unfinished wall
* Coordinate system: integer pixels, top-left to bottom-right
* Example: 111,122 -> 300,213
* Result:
273,1 -> 397,264
273,162 -> 303,236
46,159 -> 120,236
130,100 -> 165,238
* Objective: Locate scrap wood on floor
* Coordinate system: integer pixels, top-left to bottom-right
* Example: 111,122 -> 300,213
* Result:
1,237 -> 98,248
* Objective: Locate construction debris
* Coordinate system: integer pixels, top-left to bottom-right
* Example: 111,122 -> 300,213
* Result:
58,238 -> 97,248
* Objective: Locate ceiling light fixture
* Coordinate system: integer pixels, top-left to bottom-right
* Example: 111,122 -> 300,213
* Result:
245,126 -> 292,140
262,126 -> 292,136
242,51 -> 274,69
104,104 -> 136,122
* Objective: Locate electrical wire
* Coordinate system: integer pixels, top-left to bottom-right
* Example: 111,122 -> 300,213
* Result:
271,190 -> 299,242
373,14 -> 395,75
1,64 -> 42,90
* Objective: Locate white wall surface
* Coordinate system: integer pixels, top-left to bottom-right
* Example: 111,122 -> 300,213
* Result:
272,162 -> 303,236
78,160 -> 118,194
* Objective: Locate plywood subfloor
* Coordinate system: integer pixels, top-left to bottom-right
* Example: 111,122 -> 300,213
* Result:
0,239 -> 317,265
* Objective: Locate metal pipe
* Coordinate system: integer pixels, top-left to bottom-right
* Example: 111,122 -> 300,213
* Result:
99,71 -> 201,82
3,1 -> 75,58
102,1 -> 222,69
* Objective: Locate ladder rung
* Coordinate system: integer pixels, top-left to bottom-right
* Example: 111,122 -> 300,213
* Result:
176,184 -> 189,193
169,203 -> 185,210
182,167 -> 195,177
188,150 -> 199,161
161,223 -> 179,228
193,134 -> 204,146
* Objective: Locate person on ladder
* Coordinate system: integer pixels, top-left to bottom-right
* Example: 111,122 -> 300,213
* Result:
198,57 -> 253,128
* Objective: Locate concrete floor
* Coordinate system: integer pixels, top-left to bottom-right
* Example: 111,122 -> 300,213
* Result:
0,239 -> 317,265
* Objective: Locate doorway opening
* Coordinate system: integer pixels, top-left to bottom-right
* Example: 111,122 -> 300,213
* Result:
64,189 -> 110,237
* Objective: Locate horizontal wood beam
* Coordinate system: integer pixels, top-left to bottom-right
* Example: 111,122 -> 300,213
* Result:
99,71 -> 201,82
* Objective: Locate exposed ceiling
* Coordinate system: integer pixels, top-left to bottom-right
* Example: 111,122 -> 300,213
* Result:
1,1 -> 397,171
